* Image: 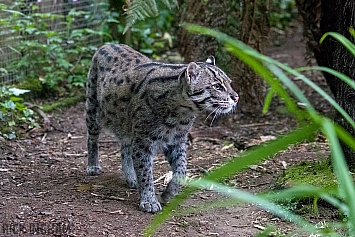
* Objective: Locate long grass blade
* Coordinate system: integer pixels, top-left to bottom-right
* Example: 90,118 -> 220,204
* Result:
145,124 -> 319,235
321,32 -> 355,58
190,180 -> 319,234
296,66 -> 355,91
262,88 -> 274,114
322,118 -> 355,235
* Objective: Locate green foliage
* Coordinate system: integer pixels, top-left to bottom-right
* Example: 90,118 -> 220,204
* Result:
146,25 -> 355,236
123,0 -> 177,34
1,3 -> 108,91
0,87 -> 39,139
105,1 -> 175,57
41,93 -> 85,112
269,0 -> 297,30
130,9 -> 174,57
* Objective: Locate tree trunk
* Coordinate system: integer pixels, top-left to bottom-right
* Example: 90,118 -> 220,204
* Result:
176,0 -> 271,114
296,0 -> 355,170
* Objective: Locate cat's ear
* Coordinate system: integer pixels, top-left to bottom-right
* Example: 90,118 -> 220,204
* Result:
206,56 -> 215,65
186,62 -> 199,84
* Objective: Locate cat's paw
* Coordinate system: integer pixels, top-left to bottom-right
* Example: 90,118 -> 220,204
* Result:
161,181 -> 180,204
139,200 -> 162,213
161,190 -> 176,204
86,166 -> 102,176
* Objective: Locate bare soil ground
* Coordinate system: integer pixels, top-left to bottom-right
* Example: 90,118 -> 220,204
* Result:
0,27 -> 336,237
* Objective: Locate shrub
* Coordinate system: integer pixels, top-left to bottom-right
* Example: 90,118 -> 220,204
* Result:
1,3 -> 108,91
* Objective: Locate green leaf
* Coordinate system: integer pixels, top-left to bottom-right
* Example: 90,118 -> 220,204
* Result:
9,96 -> 23,102
296,66 -> 355,91
322,119 -> 355,235
262,88 -> 274,114
160,0 -> 173,9
2,100 -> 16,110
8,45 -> 21,55
2,9 -> 26,17
190,180 -> 318,233
321,31 -> 355,58
0,68 -> 8,74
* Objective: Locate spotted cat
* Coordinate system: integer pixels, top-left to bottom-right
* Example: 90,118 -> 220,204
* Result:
86,44 -> 239,212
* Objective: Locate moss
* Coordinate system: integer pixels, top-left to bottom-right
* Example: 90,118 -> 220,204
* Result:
41,93 -> 85,112
274,158 -> 342,216
16,78 -> 57,99
17,78 -> 43,92
277,158 -> 337,191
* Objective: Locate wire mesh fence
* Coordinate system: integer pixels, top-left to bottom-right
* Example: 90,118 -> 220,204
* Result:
0,0 -> 107,86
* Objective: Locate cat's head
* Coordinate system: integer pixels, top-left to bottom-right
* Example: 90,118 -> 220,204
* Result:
184,56 -> 239,114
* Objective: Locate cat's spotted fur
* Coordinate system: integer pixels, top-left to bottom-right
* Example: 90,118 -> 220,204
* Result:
86,44 -> 239,212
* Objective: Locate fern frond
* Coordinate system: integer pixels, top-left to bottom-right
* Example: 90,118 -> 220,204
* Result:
160,0 -> 172,9
123,0 -> 177,34
145,0 -> 158,15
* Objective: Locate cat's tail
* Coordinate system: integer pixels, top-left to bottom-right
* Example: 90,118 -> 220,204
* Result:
86,55 -> 100,130
85,54 -> 102,175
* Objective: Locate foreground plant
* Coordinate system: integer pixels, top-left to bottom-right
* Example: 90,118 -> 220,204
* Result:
0,87 -> 38,139
145,26 -> 355,236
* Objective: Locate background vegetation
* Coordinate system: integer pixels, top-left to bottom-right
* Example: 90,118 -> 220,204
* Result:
0,0 -> 296,138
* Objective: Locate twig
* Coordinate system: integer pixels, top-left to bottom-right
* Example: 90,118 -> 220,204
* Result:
238,122 -> 272,128
90,192 -> 125,201
99,140 -> 117,143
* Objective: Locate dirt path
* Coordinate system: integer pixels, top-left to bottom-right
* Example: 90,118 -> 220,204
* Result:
0,28 -> 334,237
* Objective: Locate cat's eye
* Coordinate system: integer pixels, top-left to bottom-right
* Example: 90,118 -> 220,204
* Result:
213,83 -> 224,91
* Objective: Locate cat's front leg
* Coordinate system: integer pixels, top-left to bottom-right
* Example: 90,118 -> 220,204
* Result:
121,142 -> 138,188
161,143 -> 187,203
132,140 -> 162,213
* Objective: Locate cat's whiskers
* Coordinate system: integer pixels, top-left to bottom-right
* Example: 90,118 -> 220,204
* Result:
209,106 -> 222,127
205,106 -> 221,122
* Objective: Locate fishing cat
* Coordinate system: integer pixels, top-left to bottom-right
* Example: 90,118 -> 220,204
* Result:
86,44 -> 239,212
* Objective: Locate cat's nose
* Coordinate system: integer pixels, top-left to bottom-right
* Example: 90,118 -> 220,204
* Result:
230,93 -> 239,103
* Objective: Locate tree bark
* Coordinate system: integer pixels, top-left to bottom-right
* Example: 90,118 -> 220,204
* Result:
296,0 -> 355,169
